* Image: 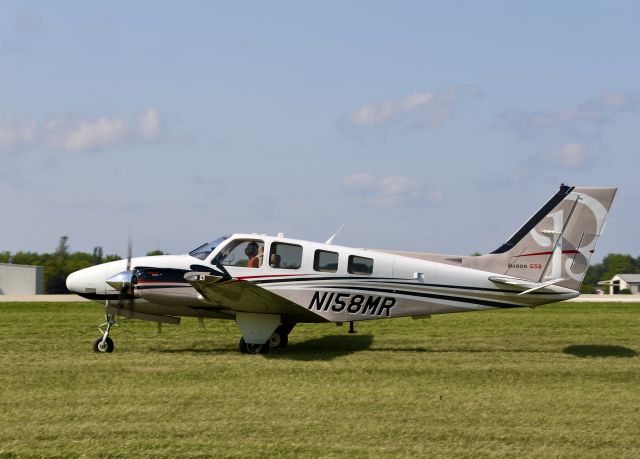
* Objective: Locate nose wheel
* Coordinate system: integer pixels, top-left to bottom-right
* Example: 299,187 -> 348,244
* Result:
94,302 -> 117,353
93,336 -> 114,353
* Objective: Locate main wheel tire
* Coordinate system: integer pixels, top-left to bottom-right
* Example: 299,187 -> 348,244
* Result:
258,342 -> 270,354
239,337 -> 248,353
269,330 -> 288,348
239,337 -> 270,354
93,337 -> 114,353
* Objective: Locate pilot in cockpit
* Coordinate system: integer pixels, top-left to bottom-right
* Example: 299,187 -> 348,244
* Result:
245,242 -> 261,268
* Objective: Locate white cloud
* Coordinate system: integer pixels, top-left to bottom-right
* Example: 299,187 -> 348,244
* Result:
540,142 -> 594,169
343,173 -> 441,207
140,109 -> 160,141
343,172 -> 377,190
344,87 -> 479,130
499,91 -> 640,133
482,142 -> 603,191
0,118 -> 38,151
377,176 -> 421,201
0,109 -> 162,153
45,116 -> 129,152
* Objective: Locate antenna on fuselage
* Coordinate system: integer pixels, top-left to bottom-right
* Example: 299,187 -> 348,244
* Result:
325,224 -> 344,245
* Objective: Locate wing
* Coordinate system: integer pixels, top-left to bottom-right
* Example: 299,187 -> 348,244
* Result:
184,273 -> 324,321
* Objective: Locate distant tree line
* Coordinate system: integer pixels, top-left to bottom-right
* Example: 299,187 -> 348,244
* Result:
0,236 -> 166,294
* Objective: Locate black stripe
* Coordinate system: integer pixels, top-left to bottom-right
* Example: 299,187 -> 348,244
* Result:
80,281 -> 530,309
252,276 -> 556,295
353,278 -> 557,295
491,184 -> 574,254
321,285 -> 524,309
139,273 -> 531,296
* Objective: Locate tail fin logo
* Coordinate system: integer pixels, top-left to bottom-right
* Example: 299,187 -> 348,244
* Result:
528,192 -> 608,282
530,210 -> 563,247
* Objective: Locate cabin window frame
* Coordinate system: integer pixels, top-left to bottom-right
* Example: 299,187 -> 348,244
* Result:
348,255 -> 374,275
313,249 -> 339,273
269,242 -> 303,270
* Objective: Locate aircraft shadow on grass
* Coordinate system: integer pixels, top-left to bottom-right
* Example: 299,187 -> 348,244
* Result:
268,334 -> 374,361
563,344 -> 638,358
155,337 -> 638,359
369,345 -> 640,357
367,347 -> 555,354
158,334 -> 374,361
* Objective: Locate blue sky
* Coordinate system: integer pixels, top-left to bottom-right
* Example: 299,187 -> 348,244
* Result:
2,1 -> 638,261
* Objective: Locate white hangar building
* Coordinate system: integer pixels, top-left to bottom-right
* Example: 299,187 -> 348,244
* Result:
0,263 -> 44,295
599,274 -> 640,295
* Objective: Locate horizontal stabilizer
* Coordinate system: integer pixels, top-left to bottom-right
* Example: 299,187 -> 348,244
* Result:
489,276 -> 541,288
517,278 -> 566,296
489,275 -> 567,295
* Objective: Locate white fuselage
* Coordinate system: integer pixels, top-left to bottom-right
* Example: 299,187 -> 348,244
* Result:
66,233 -> 578,324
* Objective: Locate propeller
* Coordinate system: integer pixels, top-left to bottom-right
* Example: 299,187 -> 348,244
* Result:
105,234 -> 136,318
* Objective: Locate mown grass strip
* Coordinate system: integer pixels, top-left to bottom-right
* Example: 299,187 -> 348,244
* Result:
0,302 -> 639,458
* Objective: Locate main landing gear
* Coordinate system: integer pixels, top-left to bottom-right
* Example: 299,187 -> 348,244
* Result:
239,324 -> 295,355
94,302 -> 117,353
239,337 -> 269,354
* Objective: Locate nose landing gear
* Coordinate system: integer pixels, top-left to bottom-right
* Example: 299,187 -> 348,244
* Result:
93,301 -> 117,353
93,335 -> 114,353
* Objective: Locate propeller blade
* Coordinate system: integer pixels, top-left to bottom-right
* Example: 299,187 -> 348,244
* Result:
127,235 -> 135,317
126,234 -> 132,272
107,234 -> 135,318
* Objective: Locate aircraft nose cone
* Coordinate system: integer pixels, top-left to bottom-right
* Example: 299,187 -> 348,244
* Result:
66,265 -> 107,294
66,270 -> 84,293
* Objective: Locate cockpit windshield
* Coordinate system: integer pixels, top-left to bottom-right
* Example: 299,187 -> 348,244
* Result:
188,235 -> 231,260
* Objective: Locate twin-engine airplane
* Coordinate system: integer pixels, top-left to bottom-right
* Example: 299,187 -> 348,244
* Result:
66,185 -> 616,354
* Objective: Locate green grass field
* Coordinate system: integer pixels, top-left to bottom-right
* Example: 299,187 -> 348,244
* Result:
1,301 -> 639,458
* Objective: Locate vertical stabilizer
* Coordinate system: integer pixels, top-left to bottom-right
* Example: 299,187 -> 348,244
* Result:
470,185 -> 617,291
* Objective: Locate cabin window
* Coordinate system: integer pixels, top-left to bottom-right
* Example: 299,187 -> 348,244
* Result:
348,255 -> 373,275
314,250 -> 338,273
216,239 -> 264,268
270,242 -> 302,269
